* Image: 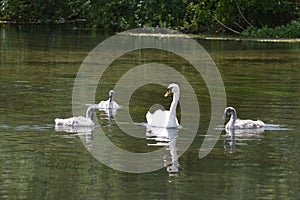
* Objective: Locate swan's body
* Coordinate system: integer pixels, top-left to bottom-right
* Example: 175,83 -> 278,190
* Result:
146,83 -> 180,128
99,90 -> 119,109
224,107 -> 264,130
55,107 -> 95,127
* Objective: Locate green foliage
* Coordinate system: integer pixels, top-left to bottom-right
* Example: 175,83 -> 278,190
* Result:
183,0 -> 299,33
0,0 -> 299,37
242,19 -> 300,38
184,0 -> 214,31
88,0 -> 186,31
0,0 -> 89,22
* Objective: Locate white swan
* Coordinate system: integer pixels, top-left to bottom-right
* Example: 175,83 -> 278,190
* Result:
224,106 -> 264,130
99,90 -> 119,109
55,106 -> 95,127
146,83 -> 180,128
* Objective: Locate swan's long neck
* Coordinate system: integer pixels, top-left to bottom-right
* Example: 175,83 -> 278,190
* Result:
86,107 -> 95,120
169,91 -> 179,116
228,110 -> 237,129
108,95 -> 113,108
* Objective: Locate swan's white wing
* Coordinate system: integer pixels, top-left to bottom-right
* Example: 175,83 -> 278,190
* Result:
146,109 -> 180,128
112,101 -> 120,109
99,100 -> 120,109
235,119 -> 264,129
146,111 -> 152,125
55,117 -> 74,126
99,100 -> 109,109
253,119 -> 265,128
55,116 -> 94,127
146,109 -> 168,127
72,116 -> 94,127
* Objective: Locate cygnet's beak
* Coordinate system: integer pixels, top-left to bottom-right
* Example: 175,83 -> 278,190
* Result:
223,112 -> 227,119
164,89 -> 171,97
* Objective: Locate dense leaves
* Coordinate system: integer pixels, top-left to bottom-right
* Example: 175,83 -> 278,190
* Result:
0,0 -> 299,37
242,19 -> 300,38
0,0 -> 89,22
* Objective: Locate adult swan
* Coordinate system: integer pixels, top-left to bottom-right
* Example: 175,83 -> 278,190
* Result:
146,83 -> 180,128
224,106 -> 264,130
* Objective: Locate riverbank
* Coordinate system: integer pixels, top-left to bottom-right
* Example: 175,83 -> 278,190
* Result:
119,31 -> 300,43
1,21 -> 299,43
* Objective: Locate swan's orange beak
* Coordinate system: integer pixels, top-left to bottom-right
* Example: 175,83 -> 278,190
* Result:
164,89 -> 172,97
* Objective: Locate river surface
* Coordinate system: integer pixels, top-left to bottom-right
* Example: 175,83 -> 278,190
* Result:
0,24 -> 299,199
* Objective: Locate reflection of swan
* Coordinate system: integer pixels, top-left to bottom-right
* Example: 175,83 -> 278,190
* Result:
99,90 -> 119,109
146,127 -> 179,174
223,129 -> 236,154
98,107 -> 116,128
55,107 -> 95,127
146,83 -> 180,128
223,127 -> 265,154
54,126 -> 94,133
100,106 -> 117,120
55,126 -> 94,149
224,107 -> 264,130
146,126 -> 177,139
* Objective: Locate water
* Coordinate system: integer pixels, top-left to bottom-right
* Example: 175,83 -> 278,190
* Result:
0,24 -> 299,199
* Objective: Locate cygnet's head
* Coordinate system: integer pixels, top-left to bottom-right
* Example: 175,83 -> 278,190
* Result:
164,83 -> 180,97
86,106 -> 96,119
109,90 -> 115,100
224,106 -> 236,118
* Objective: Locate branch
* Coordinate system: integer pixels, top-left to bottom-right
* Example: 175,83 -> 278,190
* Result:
234,22 -> 246,31
210,14 -> 241,34
234,0 -> 256,29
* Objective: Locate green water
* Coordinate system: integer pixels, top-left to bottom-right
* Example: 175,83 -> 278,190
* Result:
0,24 -> 299,199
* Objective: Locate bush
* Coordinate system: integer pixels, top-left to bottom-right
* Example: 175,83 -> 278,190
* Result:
0,0 -> 299,35
242,19 -> 300,38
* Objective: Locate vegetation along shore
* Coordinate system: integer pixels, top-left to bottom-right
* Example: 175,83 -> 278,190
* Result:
0,0 -> 299,39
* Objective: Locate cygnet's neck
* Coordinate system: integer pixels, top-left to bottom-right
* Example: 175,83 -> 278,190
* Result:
108,95 -> 113,108
228,110 -> 237,129
86,107 -> 95,120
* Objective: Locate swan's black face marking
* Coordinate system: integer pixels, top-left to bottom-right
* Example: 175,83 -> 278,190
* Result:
225,108 -> 234,116
164,87 -> 173,97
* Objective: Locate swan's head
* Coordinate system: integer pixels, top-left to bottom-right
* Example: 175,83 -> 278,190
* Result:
224,107 -> 236,118
164,83 -> 180,97
109,90 -> 115,100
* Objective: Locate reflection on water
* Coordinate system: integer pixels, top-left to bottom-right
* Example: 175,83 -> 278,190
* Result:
55,126 -> 94,148
146,127 -> 179,175
99,108 -> 116,125
55,125 -> 95,133
223,128 -> 265,154
0,24 -> 299,199
222,123 -> 289,154
86,103 -> 119,126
